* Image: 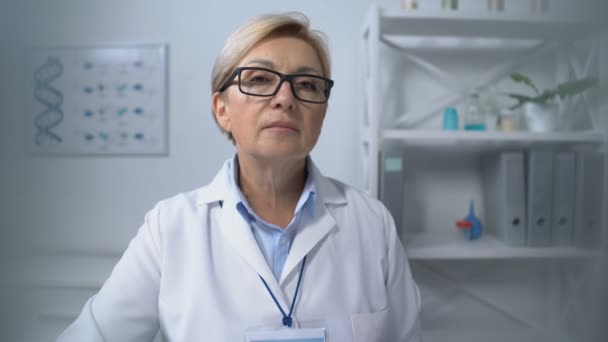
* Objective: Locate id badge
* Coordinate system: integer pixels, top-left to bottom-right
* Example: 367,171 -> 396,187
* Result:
245,328 -> 325,342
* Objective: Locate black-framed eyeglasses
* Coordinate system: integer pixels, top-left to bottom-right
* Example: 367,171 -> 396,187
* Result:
218,67 -> 334,104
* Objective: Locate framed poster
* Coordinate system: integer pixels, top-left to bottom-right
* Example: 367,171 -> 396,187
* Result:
26,44 -> 168,155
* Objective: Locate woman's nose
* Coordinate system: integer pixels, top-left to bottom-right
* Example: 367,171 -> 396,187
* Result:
270,80 -> 295,110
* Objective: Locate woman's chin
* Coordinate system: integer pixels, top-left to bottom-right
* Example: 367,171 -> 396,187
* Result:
242,147 -> 309,162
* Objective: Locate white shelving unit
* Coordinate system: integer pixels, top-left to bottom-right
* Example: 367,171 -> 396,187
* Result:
359,4 -> 605,254
360,4 -> 606,342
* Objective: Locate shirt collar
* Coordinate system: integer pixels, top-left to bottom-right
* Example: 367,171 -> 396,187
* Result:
227,153 -> 316,221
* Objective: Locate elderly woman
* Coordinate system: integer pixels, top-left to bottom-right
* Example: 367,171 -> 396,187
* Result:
58,12 -> 420,342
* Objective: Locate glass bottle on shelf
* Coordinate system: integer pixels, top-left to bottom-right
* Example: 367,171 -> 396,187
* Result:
499,108 -> 520,131
463,92 -> 486,131
480,90 -> 500,130
443,107 -> 459,130
402,0 -> 418,10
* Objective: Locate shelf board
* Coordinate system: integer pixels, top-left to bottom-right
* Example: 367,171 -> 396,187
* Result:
382,35 -> 539,51
382,129 -> 605,149
379,9 -> 600,40
403,233 -> 599,260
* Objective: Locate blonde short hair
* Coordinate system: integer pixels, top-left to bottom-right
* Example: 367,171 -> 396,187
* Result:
211,12 -> 331,142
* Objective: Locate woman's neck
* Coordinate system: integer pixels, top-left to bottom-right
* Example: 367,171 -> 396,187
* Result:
236,153 -> 307,228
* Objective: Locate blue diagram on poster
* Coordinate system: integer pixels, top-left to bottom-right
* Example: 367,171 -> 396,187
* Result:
26,45 -> 168,155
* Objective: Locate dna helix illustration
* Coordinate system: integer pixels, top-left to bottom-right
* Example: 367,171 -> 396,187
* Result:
33,57 -> 64,145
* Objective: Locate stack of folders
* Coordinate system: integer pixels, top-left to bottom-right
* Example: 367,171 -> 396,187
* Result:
482,149 -> 605,248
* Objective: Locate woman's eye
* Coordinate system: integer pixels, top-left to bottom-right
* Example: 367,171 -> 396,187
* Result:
249,75 -> 271,83
297,81 -> 318,91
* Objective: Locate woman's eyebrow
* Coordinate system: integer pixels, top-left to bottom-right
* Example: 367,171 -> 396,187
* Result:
293,66 -> 322,75
245,59 -> 274,68
244,59 -> 322,75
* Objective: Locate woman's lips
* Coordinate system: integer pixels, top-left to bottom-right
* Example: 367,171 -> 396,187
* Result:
265,122 -> 298,132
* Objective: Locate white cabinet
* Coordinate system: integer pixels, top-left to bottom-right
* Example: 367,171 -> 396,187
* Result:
360,4 -> 606,341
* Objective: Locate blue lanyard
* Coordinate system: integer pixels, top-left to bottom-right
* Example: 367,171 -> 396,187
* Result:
258,255 -> 307,328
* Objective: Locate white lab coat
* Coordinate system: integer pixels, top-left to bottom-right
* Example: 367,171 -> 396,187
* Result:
58,158 -> 421,341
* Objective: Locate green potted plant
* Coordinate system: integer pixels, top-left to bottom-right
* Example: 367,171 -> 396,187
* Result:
507,72 -> 598,132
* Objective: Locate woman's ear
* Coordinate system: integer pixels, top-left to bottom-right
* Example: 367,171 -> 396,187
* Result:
212,92 -> 231,133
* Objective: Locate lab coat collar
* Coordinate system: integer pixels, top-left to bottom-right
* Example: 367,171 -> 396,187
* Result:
196,157 -> 346,207
195,157 -> 346,300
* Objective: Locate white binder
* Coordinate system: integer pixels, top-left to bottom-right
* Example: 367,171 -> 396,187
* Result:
526,150 -> 554,247
574,150 -> 605,248
482,152 -> 527,246
551,151 -> 576,246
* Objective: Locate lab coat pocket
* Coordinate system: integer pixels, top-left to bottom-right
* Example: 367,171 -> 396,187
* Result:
350,307 -> 390,342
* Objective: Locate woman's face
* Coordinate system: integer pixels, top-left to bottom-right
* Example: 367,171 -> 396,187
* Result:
213,37 -> 327,163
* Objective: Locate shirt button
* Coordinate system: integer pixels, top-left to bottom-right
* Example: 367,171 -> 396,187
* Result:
280,237 -> 287,246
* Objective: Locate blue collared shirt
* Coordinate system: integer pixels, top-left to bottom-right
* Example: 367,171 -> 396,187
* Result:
227,154 -> 316,281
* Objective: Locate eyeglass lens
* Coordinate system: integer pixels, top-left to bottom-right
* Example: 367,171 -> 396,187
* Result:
239,68 -> 329,102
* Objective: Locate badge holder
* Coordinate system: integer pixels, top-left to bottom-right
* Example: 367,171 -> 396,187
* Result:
245,328 -> 325,342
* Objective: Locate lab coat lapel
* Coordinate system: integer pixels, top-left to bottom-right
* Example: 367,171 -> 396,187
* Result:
280,200 -> 335,285
218,204 -> 278,285
279,160 -> 346,285
211,160 -> 290,309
